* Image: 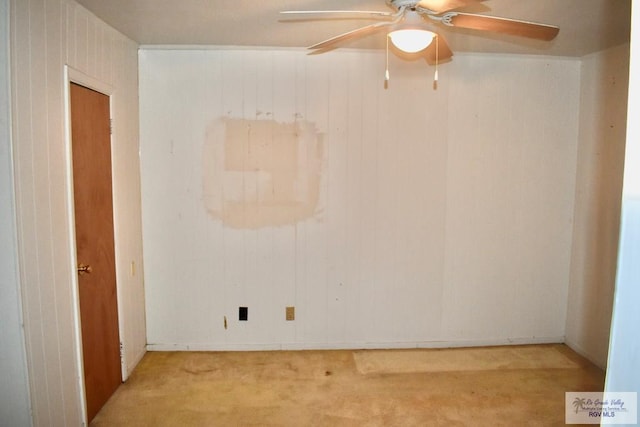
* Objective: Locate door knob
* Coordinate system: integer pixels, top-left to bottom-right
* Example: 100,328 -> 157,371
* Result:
77,263 -> 93,275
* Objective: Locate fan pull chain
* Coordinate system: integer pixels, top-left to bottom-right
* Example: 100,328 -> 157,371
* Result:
385,34 -> 390,82
434,35 -> 439,88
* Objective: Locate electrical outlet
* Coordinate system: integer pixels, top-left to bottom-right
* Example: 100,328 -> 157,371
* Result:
286,306 -> 295,321
239,307 -> 248,321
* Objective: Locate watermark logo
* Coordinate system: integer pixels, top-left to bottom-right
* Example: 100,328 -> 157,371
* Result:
566,392 -> 637,424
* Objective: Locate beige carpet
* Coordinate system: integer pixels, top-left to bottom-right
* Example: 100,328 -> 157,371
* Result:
353,345 -> 579,375
91,344 -> 604,427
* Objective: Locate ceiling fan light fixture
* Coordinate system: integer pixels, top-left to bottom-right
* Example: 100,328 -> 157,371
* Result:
388,29 -> 435,53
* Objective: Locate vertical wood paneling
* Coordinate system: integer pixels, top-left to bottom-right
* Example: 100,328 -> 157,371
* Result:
101,29 -> 111,84
0,0 -> 32,422
140,48 -> 582,351
29,17 -> 64,419
111,33 -> 146,373
10,0 -> 144,423
358,53 -> 382,344
301,53 -> 329,344
325,51 -> 349,343
221,50 -> 248,345
442,54 -> 581,342
566,44 -> 629,368
73,6 -> 87,72
241,50 -> 263,343
343,52 -> 366,343
371,56 -> 402,342
12,0 -> 50,423
202,51 -> 225,343
271,50 -> 296,342
46,0 -> 81,421
64,1 -> 74,65
139,51 -> 176,345
292,52 -> 308,344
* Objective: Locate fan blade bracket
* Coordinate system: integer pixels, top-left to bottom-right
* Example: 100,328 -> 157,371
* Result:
415,0 -> 484,14
280,10 -> 396,18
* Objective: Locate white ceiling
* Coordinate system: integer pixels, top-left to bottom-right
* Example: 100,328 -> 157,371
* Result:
75,0 -> 631,57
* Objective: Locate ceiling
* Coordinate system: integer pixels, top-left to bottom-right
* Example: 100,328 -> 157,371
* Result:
75,0 -> 631,57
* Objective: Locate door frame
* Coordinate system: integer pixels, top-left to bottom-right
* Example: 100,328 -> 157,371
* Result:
63,65 -> 128,423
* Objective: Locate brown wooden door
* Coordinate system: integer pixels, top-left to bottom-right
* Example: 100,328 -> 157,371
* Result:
70,82 -> 122,422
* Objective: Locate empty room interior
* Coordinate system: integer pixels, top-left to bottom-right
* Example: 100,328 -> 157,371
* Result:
2,0 -> 640,425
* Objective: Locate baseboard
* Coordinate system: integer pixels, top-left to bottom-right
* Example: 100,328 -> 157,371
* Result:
564,338 -> 607,369
146,336 -> 565,352
125,346 -> 147,379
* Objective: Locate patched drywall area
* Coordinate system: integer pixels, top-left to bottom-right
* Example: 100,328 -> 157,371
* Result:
202,118 -> 323,229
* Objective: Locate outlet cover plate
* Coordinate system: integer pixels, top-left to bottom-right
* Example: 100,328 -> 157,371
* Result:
286,306 -> 295,321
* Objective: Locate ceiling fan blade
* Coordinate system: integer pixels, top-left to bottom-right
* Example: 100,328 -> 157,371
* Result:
280,10 -> 395,18
424,34 -> 453,64
444,13 -> 559,41
417,0 -> 484,14
308,21 -> 395,50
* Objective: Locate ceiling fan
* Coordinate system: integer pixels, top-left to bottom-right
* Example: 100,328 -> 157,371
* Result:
281,0 -> 560,65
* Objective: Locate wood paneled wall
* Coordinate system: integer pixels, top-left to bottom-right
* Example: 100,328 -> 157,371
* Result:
140,49 -> 581,350
9,0 -> 145,424
566,43 -> 630,368
1,0 -> 31,424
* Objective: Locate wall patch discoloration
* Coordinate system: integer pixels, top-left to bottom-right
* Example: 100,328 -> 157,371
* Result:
203,118 -> 323,229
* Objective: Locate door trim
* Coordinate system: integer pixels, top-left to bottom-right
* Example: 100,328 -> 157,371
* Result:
63,66 -> 127,424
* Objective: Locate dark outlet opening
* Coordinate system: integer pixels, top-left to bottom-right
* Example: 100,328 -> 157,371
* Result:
239,306 -> 248,321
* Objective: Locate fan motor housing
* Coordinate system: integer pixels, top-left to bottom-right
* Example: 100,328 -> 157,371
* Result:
388,0 -> 421,10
